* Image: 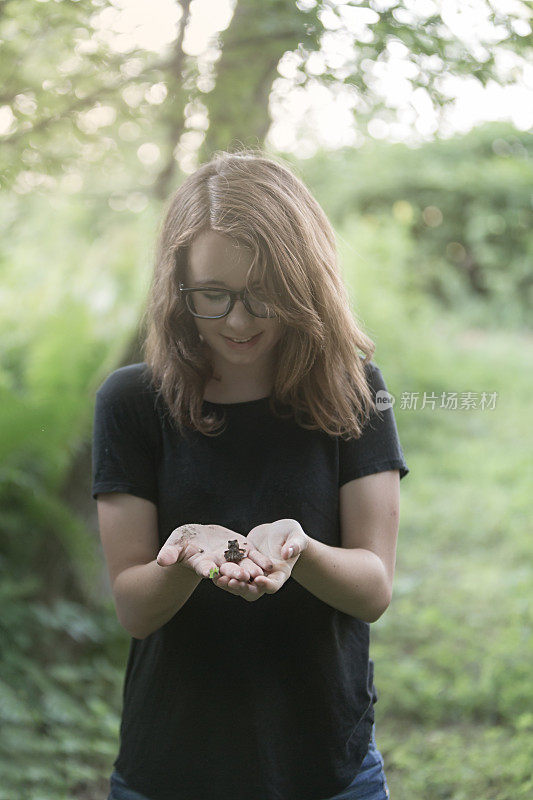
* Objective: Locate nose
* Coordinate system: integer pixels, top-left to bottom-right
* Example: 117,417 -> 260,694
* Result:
225,297 -> 255,329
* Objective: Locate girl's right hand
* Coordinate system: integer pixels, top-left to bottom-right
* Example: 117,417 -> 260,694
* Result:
156,523 -> 270,583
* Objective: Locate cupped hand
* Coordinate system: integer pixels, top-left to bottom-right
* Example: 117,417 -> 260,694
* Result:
156,523 -> 270,584
214,519 -> 309,599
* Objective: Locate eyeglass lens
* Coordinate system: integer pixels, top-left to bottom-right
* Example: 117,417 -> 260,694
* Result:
187,289 -> 274,318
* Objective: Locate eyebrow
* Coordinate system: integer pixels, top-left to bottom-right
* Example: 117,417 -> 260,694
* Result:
193,279 -> 261,288
193,279 -> 231,287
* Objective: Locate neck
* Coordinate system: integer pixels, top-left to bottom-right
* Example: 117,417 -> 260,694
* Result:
203,360 -> 275,404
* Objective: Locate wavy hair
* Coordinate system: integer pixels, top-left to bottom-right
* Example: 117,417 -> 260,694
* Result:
142,148 -> 376,438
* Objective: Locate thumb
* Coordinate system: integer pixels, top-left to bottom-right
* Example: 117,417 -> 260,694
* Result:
156,544 -> 181,566
281,539 -> 300,560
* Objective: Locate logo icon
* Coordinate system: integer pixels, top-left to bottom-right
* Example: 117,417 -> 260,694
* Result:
375,389 -> 395,410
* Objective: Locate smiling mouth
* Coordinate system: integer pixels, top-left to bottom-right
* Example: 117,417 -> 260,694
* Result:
222,333 -> 262,346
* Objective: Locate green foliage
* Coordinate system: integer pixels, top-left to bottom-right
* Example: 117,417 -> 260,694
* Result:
0,191 -> 160,609
0,0 -> 173,192
2,0 -> 531,194
333,213 -> 533,797
3,194 -> 531,796
381,721 -> 533,800
0,188 -> 163,797
294,122 -> 533,328
0,569 -> 128,800
1,125 -> 531,798
1,0 -> 531,795
0,466 -> 100,602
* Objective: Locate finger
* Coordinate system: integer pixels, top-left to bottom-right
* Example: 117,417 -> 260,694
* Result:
219,562 -> 251,581
200,561 -> 220,580
227,577 -> 249,590
240,557 -> 267,579
251,575 -> 275,592
226,578 -> 265,601
213,574 -> 267,602
213,572 -> 246,591
212,572 -> 228,587
240,582 -> 267,601
214,575 -> 246,597
252,572 -> 285,594
245,547 -> 274,573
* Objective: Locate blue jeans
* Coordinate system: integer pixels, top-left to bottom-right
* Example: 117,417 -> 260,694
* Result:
107,723 -> 390,800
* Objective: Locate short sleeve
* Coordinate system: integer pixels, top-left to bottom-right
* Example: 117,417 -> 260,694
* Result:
91,365 -> 160,505
338,362 -> 409,487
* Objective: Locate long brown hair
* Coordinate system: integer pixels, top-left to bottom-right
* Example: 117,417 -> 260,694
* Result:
142,148 -> 376,438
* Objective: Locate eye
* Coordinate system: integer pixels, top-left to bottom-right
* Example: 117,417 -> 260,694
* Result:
202,291 -> 229,300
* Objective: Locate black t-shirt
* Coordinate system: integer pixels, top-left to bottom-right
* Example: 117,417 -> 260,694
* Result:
91,361 -> 409,800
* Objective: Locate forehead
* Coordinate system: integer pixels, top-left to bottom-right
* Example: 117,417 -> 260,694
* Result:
187,229 -> 255,288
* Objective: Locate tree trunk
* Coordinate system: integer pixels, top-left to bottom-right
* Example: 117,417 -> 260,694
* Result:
199,0 -> 305,160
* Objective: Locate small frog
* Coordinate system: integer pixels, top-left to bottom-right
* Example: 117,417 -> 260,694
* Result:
223,539 -> 247,563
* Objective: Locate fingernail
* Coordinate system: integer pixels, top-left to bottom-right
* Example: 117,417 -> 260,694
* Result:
288,547 -> 294,558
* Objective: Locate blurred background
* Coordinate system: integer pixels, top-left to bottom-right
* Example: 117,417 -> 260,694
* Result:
0,1 -> 532,798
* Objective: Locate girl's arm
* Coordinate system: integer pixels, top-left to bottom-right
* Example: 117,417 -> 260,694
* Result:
97,493 -> 201,639
219,470 -> 399,618
291,470 -> 399,622
291,539 -> 390,623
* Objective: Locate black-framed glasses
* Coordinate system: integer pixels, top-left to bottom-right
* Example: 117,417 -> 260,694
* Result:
179,282 -> 277,319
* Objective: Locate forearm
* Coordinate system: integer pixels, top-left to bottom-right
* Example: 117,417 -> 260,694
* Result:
112,560 -> 202,639
291,537 -> 391,622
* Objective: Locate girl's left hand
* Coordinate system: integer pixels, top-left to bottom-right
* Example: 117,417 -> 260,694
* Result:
213,519 -> 309,599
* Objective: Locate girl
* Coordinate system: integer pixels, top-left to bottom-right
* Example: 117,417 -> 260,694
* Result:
92,149 -> 409,800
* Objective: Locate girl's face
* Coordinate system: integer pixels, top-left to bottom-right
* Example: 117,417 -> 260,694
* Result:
185,229 -> 284,381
